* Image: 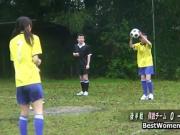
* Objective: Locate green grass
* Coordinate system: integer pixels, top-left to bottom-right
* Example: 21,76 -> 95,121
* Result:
1,78 -> 180,135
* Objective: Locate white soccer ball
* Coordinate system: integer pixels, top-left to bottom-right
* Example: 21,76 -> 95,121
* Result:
10,0 -> 16,6
130,28 -> 140,38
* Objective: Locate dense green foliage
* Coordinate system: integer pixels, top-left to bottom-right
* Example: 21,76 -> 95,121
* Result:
0,0 -> 180,79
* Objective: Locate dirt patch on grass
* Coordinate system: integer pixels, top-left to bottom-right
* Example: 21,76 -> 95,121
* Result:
30,106 -> 102,115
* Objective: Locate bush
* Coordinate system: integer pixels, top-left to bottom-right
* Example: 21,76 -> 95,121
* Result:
106,58 -> 137,79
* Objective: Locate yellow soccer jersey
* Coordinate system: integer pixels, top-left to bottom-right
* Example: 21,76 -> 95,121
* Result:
133,42 -> 153,67
9,33 -> 42,87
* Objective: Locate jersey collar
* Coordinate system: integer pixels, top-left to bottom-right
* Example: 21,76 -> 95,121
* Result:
78,43 -> 85,48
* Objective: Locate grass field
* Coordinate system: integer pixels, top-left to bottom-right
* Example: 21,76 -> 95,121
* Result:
1,78 -> 180,135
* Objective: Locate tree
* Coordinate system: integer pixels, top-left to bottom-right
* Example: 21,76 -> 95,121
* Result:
0,0 -> 180,79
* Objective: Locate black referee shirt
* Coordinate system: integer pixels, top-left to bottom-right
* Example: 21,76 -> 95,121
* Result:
73,43 -> 92,67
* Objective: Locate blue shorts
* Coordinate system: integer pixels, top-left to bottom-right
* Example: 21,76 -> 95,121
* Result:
16,83 -> 44,105
138,66 -> 154,75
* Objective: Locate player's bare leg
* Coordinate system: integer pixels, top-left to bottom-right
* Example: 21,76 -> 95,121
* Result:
82,74 -> 89,96
146,74 -> 154,100
76,75 -> 84,96
140,75 -> 148,100
19,104 -> 29,135
32,99 -> 44,135
77,74 -> 89,96
20,104 -> 29,116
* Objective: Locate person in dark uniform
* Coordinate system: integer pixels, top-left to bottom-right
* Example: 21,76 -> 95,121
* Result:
73,34 -> 92,96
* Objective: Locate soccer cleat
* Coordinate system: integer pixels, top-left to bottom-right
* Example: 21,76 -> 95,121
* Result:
140,95 -> 148,100
76,91 -> 84,96
148,93 -> 154,100
83,91 -> 88,96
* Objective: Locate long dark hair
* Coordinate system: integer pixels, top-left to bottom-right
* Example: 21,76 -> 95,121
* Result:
12,16 -> 34,45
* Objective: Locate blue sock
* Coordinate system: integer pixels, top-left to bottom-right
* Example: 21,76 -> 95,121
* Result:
141,80 -> 148,96
147,80 -> 153,94
19,116 -> 28,135
34,114 -> 44,135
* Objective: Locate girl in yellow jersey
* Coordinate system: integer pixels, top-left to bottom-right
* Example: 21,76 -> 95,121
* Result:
129,32 -> 154,100
9,16 -> 44,135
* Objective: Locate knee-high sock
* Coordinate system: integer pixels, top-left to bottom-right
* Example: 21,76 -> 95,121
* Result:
80,81 -> 85,92
147,80 -> 153,93
19,116 -> 28,135
34,114 -> 44,135
141,80 -> 148,96
84,80 -> 89,92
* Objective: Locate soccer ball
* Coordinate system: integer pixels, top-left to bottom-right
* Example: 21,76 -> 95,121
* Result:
130,28 -> 140,38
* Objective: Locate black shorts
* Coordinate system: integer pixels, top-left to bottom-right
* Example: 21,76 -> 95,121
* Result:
78,66 -> 89,75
